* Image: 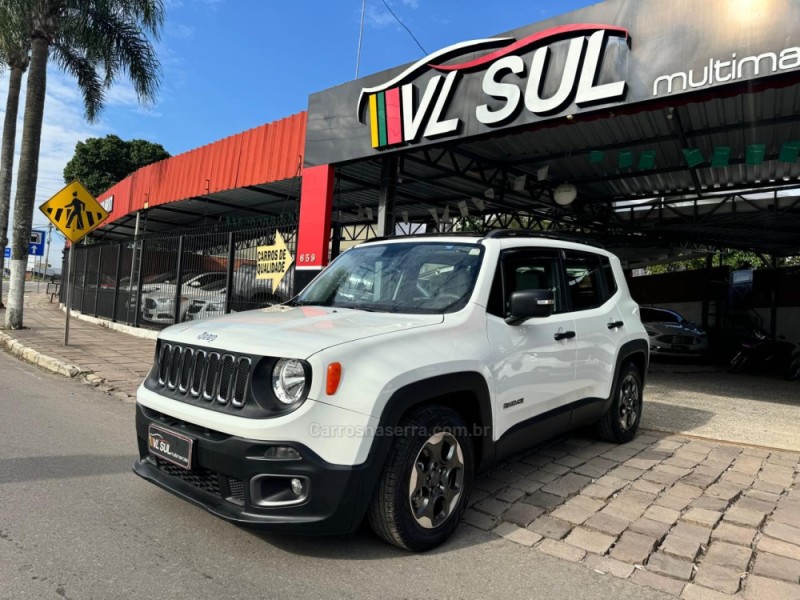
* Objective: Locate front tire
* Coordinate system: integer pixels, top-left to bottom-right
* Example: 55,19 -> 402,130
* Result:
598,362 -> 643,443
368,406 -> 474,551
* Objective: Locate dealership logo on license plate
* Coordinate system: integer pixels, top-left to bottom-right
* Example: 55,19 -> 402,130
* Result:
148,424 -> 194,469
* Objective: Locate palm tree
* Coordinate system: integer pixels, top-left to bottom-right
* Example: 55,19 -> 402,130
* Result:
0,6 -> 30,310
4,0 -> 163,329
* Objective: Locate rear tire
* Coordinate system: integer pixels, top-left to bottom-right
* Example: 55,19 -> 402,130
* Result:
368,405 -> 474,552
598,362 -> 643,443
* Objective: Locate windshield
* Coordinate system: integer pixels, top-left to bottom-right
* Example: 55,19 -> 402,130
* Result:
295,242 -> 484,314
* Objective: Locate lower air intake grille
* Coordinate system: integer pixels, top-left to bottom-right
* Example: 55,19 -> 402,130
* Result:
228,478 -> 246,504
154,457 -> 221,496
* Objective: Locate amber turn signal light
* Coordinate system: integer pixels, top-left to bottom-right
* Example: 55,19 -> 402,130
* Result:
326,362 -> 342,395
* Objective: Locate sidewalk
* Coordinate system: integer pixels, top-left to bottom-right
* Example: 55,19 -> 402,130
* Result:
0,290 -> 154,398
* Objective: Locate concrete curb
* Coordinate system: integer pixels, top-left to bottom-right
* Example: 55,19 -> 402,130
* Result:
0,330 -> 88,378
0,329 -> 136,400
58,304 -> 159,340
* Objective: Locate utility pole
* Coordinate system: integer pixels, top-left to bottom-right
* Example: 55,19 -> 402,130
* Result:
355,0 -> 366,79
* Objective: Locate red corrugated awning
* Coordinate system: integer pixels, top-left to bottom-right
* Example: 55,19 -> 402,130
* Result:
97,112 -> 306,226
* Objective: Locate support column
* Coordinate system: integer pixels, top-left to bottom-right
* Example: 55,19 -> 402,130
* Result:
701,254 -> 713,329
294,164 -> 335,294
377,157 -> 397,237
331,223 -> 342,260
769,256 -> 778,339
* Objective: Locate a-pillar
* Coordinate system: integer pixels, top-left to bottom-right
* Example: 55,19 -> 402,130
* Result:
294,164 -> 334,295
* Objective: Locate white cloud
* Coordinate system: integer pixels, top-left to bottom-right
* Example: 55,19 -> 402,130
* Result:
364,0 -> 421,29
167,23 -> 194,40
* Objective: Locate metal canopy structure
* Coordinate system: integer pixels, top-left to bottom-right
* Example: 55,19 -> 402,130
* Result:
328,77 -> 800,259
93,178 -> 301,240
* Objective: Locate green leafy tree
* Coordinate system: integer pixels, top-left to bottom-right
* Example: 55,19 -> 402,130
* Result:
0,4 -> 30,308
63,134 -> 170,198
645,250 -> 800,275
4,0 -> 164,329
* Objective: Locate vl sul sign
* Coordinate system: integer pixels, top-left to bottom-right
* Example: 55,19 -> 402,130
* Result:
358,24 -> 629,150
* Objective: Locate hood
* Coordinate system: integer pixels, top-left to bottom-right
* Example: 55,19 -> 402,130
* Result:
159,305 -> 444,358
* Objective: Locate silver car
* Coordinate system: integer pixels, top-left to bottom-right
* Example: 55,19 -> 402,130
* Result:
641,307 -> 709,356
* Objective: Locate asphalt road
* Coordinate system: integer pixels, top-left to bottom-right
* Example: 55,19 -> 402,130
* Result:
0,352 -> 670,600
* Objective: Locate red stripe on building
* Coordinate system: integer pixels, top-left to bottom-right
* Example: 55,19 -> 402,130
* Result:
385,87 -> 403,145
296,164 -> 335,270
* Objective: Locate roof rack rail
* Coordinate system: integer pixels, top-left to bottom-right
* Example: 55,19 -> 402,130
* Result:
483,229 -> 606,248
363,232 -> 484,244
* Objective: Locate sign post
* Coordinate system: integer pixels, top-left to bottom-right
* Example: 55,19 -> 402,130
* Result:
64,245 -> 75,345
39,181 -> 109,346
40,224 -> 52,294
29,228 -> 46,292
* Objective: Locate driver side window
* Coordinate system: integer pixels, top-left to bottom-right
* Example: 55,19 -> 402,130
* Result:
487,249 -> 565,318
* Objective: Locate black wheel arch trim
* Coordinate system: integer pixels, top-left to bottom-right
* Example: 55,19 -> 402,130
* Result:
373,371 -> 495,470
346,371 -> 494,532
615,338 -> 649,383
606,338 -> 649,411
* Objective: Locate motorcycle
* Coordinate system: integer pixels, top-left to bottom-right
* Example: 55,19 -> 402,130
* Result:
728,329 -> 796,376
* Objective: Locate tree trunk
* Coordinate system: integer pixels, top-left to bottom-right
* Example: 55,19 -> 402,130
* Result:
5,36 -> 48,329
0,66 -> 24,310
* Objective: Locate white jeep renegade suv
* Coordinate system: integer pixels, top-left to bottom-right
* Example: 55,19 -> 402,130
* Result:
134,231 -> 649,551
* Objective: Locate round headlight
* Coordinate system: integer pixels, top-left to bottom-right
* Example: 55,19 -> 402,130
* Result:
272,359 -> 307,405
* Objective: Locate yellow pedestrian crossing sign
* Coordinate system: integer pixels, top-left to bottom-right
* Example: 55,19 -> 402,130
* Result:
39,180 -> 109,243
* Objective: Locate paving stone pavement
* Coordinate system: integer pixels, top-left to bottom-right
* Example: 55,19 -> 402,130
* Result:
465,433 -> 800,598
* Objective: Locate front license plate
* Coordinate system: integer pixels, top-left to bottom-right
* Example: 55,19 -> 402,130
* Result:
673,345 -> 690,351
148,424 -> 194,470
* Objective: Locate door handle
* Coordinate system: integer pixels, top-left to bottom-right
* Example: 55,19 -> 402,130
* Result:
554,331 -> 576,341
607,321 -> 624,329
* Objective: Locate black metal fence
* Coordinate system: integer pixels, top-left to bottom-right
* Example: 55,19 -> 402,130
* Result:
62,217 -> 299,330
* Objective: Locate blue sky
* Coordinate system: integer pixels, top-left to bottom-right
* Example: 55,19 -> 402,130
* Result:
106,0 -> 598,153
2,0 -> 598,259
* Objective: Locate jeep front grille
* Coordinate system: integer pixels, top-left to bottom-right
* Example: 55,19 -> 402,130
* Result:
156,343 -> 251,407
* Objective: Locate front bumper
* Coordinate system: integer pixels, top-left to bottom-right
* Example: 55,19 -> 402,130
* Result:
133,403 -> 383,535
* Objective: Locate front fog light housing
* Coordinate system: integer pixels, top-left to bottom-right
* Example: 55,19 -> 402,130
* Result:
272,358 -> 307,405
291,478 -> 305,496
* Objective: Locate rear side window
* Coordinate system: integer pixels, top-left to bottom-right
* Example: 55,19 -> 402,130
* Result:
563,251 -> 605,311
601,257 -> 618,297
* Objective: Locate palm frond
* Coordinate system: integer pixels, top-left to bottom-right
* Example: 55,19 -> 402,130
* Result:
52,0 -> 163,115
50,41 -> 105,121
0,0 -> 32,70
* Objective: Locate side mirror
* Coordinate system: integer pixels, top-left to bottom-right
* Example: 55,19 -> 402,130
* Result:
506,289 -> 555,326
189,281 -> 201,288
